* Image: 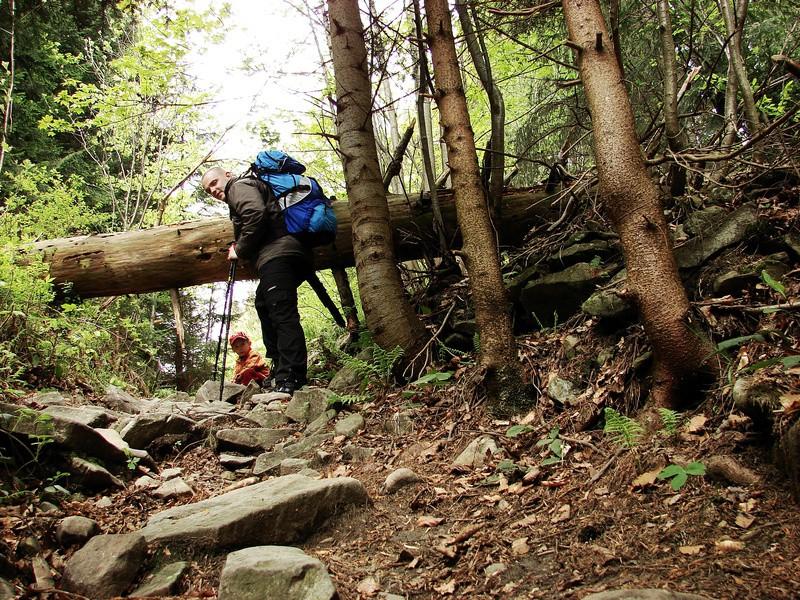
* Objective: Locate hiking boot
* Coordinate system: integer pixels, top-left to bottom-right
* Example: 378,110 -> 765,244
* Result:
274,380 -> 297,395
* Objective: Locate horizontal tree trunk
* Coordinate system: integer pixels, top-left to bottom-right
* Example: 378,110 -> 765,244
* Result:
31,188 -> 553,299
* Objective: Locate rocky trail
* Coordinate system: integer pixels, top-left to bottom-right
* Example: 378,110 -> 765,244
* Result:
2,197 -> 800,599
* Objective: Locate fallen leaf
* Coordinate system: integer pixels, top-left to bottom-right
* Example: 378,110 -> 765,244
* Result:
779,393 -> 800,416
715,539 -> 745,553
735,513 -> 755,529
512,514 -> 537,528
519,410 -> 538,425
522,467 -> 542,483
356,577 -> 380,597
679,545 -> 704,555
551,503 -> 571,523
417,515 -> 444,528
632,467 -> 662,489
434,580 -> 456,594
686,415 -> 708,433
511,537 -> 530,555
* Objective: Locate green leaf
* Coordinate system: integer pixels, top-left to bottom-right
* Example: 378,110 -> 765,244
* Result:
412,371 -> 453,385
716,333 -> 765,351
670,472 -> 688,491
541,455 -> 562,466
657,464 -> 684,479
549,438 -> 563,458
684,461 -> 706,476
761,270 -> 786,298
506,424 -> 534,438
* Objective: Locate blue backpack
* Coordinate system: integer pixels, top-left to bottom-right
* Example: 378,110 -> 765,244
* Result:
250,150 -> 337,246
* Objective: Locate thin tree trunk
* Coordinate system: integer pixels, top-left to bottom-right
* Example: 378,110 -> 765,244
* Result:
609,0 -> 625,79
425,0 -> 527,411
718,0 -> 760,135
562,0 -> 712,407
0,0 -> 15,178
656,0 -> 688,197
456,0 -> 506,216
169,288 -> 188,391
327,0 -> 427,356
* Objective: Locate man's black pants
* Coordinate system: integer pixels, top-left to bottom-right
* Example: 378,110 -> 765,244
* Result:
254,255 -> 312,386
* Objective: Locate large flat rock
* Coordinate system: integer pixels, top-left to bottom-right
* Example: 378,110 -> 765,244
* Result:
139,474 -> 367,550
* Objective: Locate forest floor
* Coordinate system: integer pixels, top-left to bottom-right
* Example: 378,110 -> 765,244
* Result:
4,326 -> 799,600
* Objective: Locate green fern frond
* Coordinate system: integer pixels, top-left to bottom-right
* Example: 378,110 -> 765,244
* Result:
657,408 -> 682,435
603,407 -> 643,448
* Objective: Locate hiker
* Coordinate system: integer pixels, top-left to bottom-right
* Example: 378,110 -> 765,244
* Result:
228,331 -> 271,387
201,166 -> 313,395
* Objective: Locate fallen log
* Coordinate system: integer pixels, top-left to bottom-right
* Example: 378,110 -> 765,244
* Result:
31,188 -> 554,299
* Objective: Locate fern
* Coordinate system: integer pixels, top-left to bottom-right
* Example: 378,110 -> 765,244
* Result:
657,408 -> 682,436
327,392 -> 366,407
338,344 -> 404,388
603,407 -> 643,448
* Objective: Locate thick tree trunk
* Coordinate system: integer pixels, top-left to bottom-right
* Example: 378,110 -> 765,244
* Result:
425,0 -> 526,411
327,0 -> 427,355
562,0 -> 712,407
30,188 -> 552,299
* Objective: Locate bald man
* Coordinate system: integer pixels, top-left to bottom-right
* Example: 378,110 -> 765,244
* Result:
201,166 -> 313,395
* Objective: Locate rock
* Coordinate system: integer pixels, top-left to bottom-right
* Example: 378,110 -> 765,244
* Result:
42,405 -> 115,428
183,400 -> 237,421
335,413 -> 365,438
251,391 -> 292,405
484,563 -> 507,577
0,578 -> 14,600
164,391 -> 192,403
31,390 -> 67,406
683,205 -> 727,236
218,546 -> 336,600
342,444 -> 376,463
153,478 -> 193,500
39,501 -> 61,514
219,454 -> 256,469
18,536 -> 41,556
119,412 -> 195,449
582,288 -> 636,320
284,388 -> 333,424
452,435 -> 503,469
299,468 -> 322,478
583,590 -> 713,600
0,405 -> 129,465
140,475 -> 367,549
246,404 -> 289,428
96,496 -> 113,508
383,412 -> 414,436
67,457 -> 124,490
253,434 -> 333,476
56,516 -> 100,547
239,380 -> 263,405
216,428 -> 294,452
32,556 -> 54,591
134,475 -> 159,490
103,384 -> 154,414
329,347 -> 373,392
161,467 -> 183,480
130,561 -> 188,598
712,253 -> 790,295
547,376 -> 581,406
732,377 -> 782,431
520,262 -> 615,327
383,468 -> 422,493
195,380 -> 246,404
61,533 -> 147,599
280,458 -> 311,475
674,204 -> 759,269
548,239 -> 616,269
785,232 -> 800,259
305,409 -> 337,435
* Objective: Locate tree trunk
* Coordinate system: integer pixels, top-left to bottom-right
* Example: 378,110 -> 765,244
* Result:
562,0 -> 712,407
456,0 -> 506,217
718,0 -> 761,135
169,288 -> 188,391
656,0 -> 688,197
31,188 -> 552,299
327,0 -> 427,355
425,0 -> 526,411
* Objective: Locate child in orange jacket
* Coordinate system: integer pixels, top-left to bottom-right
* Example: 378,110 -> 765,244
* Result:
228,331 -> 271,387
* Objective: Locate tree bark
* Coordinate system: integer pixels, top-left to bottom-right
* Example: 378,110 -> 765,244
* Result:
562,0 -> 712,407
425,0 -> 526,410
656,0 -> 688,197
718,0 -> 761,135
456,0 -> 506,217
327,0 -> 427,355
31,188 -> 552,299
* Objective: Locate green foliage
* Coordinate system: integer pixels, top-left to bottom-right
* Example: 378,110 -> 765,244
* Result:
412,371 -> 453,386
505,424 -> 534,438
536,427 -> 564,466
657,462 -> 706,491
339,344 -> 404,389
761,270 -> 787,299
603,408 -> 643,448
658,408 -> 683,436
326,392 -> 367,408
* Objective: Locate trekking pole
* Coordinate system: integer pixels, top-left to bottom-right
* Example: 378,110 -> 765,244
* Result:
218,259 -> 237,403
212,259 -> 236,381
